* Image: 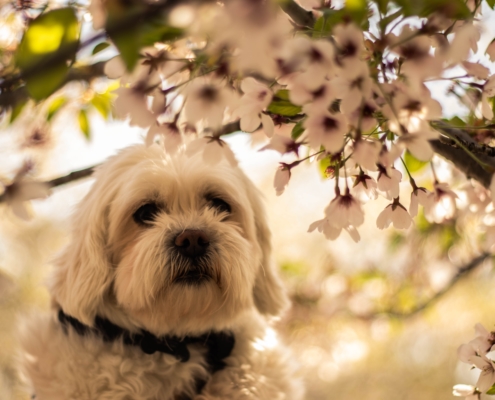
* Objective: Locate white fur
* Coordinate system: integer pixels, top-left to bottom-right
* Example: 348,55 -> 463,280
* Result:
21,145 -> 304,399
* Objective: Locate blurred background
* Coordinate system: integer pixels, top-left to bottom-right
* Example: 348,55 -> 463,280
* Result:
2,1 -> 495,400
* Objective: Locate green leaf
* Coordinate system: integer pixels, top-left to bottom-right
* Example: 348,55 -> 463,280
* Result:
78,109 -> 90,140
9,99 -> 27,123
373,0 -> 389,14
404,150 -> 427,173
486,383 -> 495,395
267,90 -> 302,117
92,42 -> 110,55
47,96 -> 67,121
140,23 -> 184,46
291,120 -> 305,140
487,0 -> 495,10
90,93 -> 112,120
16,8 -> 80,100
106,5 -> 184,72
395,0 -> 470,18
445,116 -> 466,127
312,15 -> 333,38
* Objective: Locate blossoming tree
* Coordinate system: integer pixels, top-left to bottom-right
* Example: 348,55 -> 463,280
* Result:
3,0 -> 495,396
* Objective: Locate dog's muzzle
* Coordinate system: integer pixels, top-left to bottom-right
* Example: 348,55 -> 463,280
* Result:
172,229 -> 213,285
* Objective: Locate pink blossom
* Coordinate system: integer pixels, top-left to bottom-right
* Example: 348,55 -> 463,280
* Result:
308,218 -> 361,242
182,79 -> 238,129
462,61 -> 490,80
409,187 -> 433,218
351,139 -> 381,172
274,165 -> 291,196
486,39 -> 495,62
452,384 -> 479,399
472,355 -> 495,392
377,167 -> 402,200
186,137 -> 237,167
234,78 -> 273,133
351,174 -> 378,203
1,162 -> 50,220
376,199 -> 413,230
424,182 -> 458,223
304,110 -> 348,153
324,191 -> 365,229
146,121 -> 182,154
260,134 -> 301,156
114,87 -> 155,128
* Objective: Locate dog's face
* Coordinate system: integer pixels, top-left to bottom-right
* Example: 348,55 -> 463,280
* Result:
51,145 -> 287,335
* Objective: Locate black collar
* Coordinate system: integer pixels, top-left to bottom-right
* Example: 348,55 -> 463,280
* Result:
57,309 -> 235,373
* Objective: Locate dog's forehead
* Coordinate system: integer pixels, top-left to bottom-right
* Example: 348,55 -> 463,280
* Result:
114,146 -> 246,202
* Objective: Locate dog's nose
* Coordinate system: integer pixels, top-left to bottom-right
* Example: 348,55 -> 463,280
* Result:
174,230 -> 210,258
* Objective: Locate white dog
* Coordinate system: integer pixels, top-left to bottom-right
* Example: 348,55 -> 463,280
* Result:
21,144 -> 303,400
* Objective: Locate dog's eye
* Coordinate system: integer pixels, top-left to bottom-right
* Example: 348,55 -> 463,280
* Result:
209,198 -> 231,214
133,203 -> 160,225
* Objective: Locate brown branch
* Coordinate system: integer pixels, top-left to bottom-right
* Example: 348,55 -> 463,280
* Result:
381,252 -> 490,319
0,61 -> 106,112
430,120 -> 495,188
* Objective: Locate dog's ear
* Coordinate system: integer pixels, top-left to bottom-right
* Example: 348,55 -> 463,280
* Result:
50,148 -> 142,325
241,175 -> 289,316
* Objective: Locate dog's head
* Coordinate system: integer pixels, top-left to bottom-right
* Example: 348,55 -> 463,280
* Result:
51,145 -> 287,335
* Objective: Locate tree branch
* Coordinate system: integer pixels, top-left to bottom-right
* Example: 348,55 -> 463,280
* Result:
0,61 -> 106,112
430,120 -> 495,188
381,252 -> 490,319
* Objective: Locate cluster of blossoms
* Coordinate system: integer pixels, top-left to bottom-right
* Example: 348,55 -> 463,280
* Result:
79,0 -> 495,244
454,323 -> 495,398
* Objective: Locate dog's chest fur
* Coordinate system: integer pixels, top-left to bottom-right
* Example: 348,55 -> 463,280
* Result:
22,312 -> 303,400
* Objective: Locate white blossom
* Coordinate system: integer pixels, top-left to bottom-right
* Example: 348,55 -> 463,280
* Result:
376,200 -> 413,230
351,139 -> 381,172
274,165 -> 291,196
304,111 -> 348,153
377,167 -> 402,200
182,79 -> 238,129
424,182 -> 458,223
409,187 -> 433,218
186,137 -> 237,167
351,173 -> 378,202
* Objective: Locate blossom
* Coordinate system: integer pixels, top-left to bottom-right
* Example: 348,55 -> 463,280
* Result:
351,173 -> 378,202
351,139 -> 381,172
376,199 -> 413,230
182,79 -> 238,129
481,76 -> 495,120
409,187 -> 433,218
308,218 -> 361,242
424,182 -> 458,223
377,167 -> 402,200
1,162 -> 50,220
486,39 -> 495,62
234,78 -> 273,134
396,128 -> 438,162
304,110 -> 348,153
274,164 -> 291,196
472,355 -> 495,392
462,61 -> 490,80
114,87 -> 155,128
146,121 -> 182,154
260,134 -> 301,156
324,190 -> 365,230
186,137 -> 237,166
333,23 -> 365,77
452,384 -> 479,399
448,22 -> 480,64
